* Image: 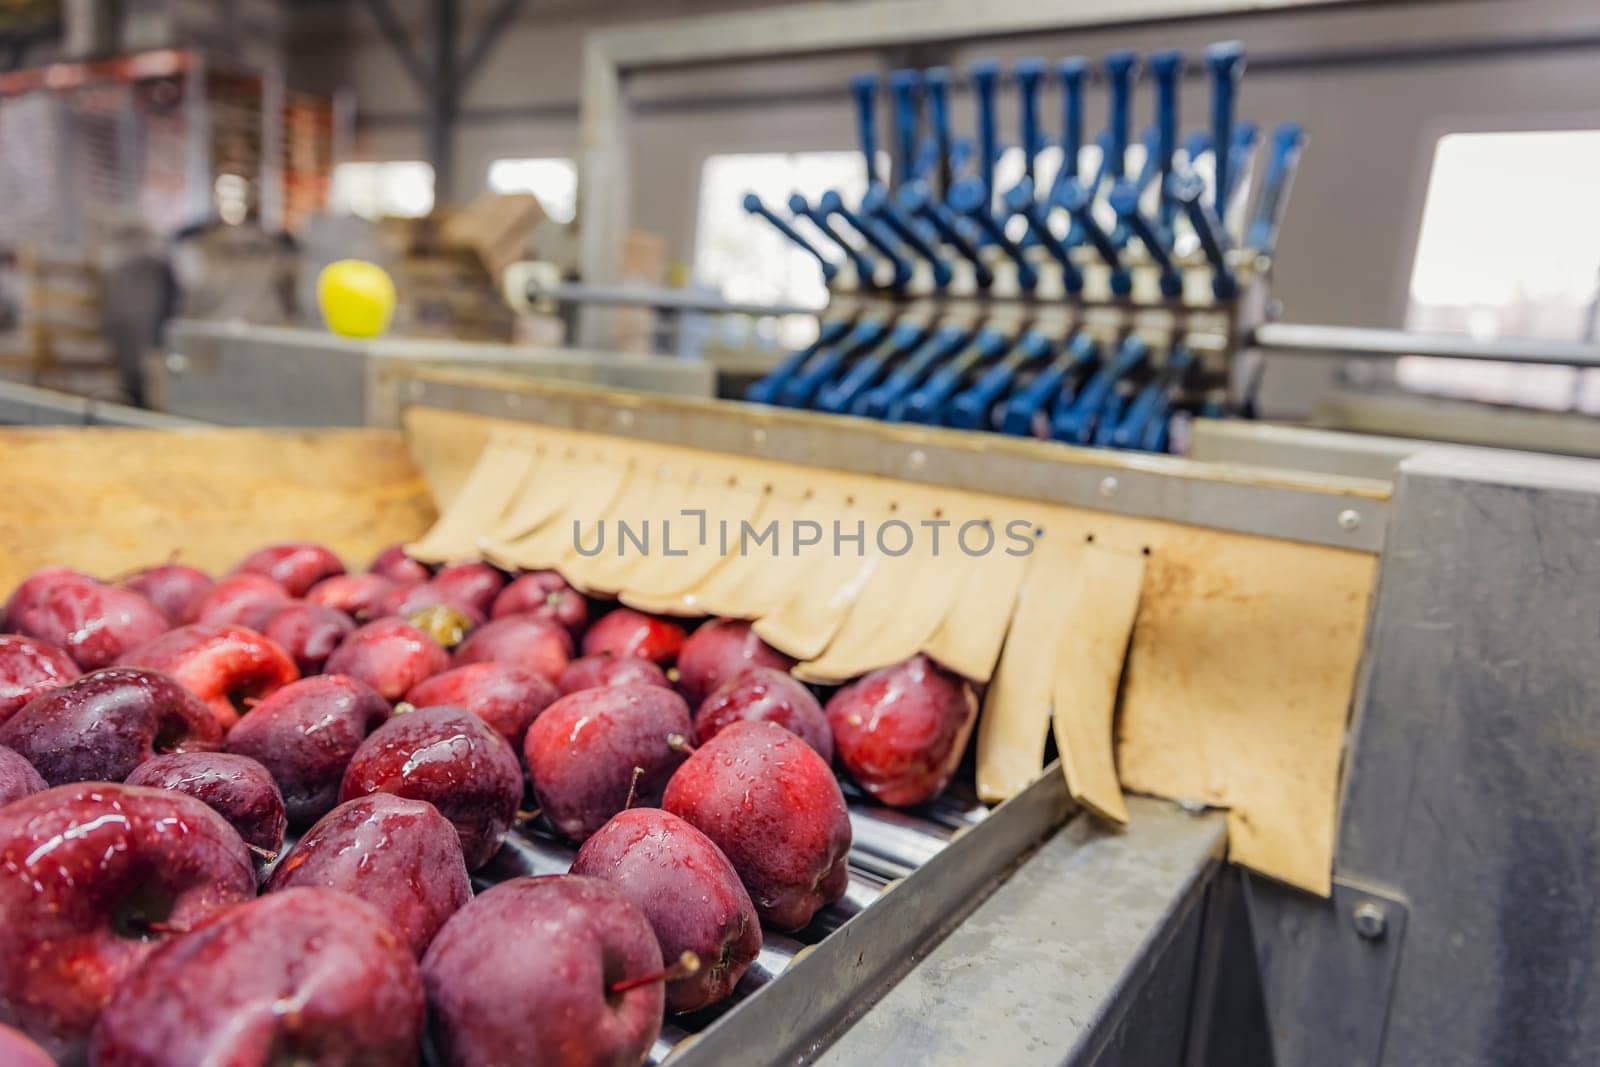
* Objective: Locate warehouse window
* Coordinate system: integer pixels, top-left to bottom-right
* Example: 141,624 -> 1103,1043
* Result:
329,161 -> 435,220
694,152 -> 867,345
487,158 -> 577,224
1403,131 -> 1600,411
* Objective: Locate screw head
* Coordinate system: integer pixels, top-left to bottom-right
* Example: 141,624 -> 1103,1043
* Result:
1099,476 -> 1119,499
908,449 -> 926,470
1338,508 -> 1361,532
616,409 -> 635,428
750,428 -> 767,446
1352,901 -> 1387,941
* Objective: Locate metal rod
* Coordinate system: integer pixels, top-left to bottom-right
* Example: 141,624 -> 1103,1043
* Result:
1253,324 -> 1600,369
527,281 -> 817,318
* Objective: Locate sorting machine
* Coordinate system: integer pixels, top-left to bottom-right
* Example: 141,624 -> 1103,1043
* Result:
743,43 -> 1304,450
4,360 -> 1595,1067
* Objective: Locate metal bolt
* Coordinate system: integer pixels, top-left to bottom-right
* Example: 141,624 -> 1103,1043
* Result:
505,394 -> 522,410
164,353 -> 189,374
1352,901 -> 1387,941
1338,508 -> 1361,532
1099,476 -> 1119,499
908,449 -> 926,470
616,409 -> 635,428
750,428 -> 767,446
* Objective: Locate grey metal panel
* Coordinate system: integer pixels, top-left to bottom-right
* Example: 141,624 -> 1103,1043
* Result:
1252,446 -> 1600,1067
1255,322 -> 1600,368
400,369 -> 1391,552
1189,419 -> 1419,481
1310,388 -> 1600,459
666,758 -> 1073,1065
0,379 -> 208,429
814,798 -> 1225,1067
154,322 -> 714,428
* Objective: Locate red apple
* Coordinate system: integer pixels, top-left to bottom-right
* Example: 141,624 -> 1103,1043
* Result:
405,662 -> 558,752
124,752 -> 287,872
185,572 -> 290,627
695,666 -> 832,761
523,684 -> 692,842
581,607 -> 687,666
231,542 -> 345,598
224,674 -> 392,825
824,654 -> 977,807
305,572 -> 398,621
0,744 -> 46,807
340,705 -> 522,870
268,794 -> 472,957
451,613 -> 572,683
0,1024 -> 51,1067
258,601 -> 356,674
676,617 -> 795,707
557,653 -> 673,696
89,888 -> 424,1066
323,617 -> 449,702
422,875 -> 663,1067
0,783 -> 254,1062
428,562 -> 507,618
3,568 -> 168,670
664,720 -> 851,931
0,668 -> 221,785
369,543 -> 431,585
118,623 -> 300,731
573,808 -> 762,1012
119,563 -> 213,623
491,571 -> 588,635
0,634 -> 80,726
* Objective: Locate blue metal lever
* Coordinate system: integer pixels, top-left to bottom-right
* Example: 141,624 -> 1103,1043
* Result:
850,73 -> 881,188
970,60 -> 1001,207
1003,179 -> 1082,294
1168,170 -> 1236,299
746,319 -> 853,404
1058,182 -> 1131,296
1111,344 -> 1194,449
1002,333 -> 1099,436
855,325 -> 968,418
816,322 -> 925,414
948,331 -> 1054,430
742,194 -> 837,283
862,185 -> 953,288
1147,49 -> 1182,234
1049,57 -> 1088,206
789,193 -> 876,285
899,181 -> 992,288
1205,41 -> 1246,211
819,190 -> 913,289
925,67 -> 953,195
1247,123 -> 1306,254
902,328 -> 1011,424
1103,50 -> 1138,183
780,319 -> 885,408
950,177 -> 1037,291
1109,182 -> 1182,298
1054,334 -> 1149,443
1014,59 -> 1047,187
889,69 -> 921,190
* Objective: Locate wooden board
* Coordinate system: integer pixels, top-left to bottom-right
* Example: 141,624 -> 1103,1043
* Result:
402,407 -> 1376,894
0,428 -> 436,589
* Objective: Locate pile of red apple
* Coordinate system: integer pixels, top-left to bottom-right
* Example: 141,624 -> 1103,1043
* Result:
0,542 -> 979,1066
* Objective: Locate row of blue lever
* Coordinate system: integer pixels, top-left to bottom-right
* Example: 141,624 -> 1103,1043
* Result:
742,43 -> 1307,301
747,319 -> 1196,451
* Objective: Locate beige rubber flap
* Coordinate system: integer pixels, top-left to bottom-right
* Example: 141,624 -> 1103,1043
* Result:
406,436 -> 538,564
923,522 -> 1031,683
620,477 -> 769,615
974,533 -> 1083,803
1051,546 -> 1145,825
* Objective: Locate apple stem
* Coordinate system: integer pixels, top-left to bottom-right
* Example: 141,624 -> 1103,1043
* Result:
143,920 -> 191,935
515,807 -> 543,824
666,733 -> 697,756
622,766 -> 645,811
247,843 -> 279,862
392,702 -> 416,716
609,951 -> 701,995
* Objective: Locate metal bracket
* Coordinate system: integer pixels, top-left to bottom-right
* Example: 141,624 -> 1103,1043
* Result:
1244,874 -> 1409,1067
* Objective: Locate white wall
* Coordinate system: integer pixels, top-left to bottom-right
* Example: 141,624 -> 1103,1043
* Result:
287,0 -> 1600,336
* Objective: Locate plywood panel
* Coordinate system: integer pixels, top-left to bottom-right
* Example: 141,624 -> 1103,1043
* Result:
0,428 -> 435,590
